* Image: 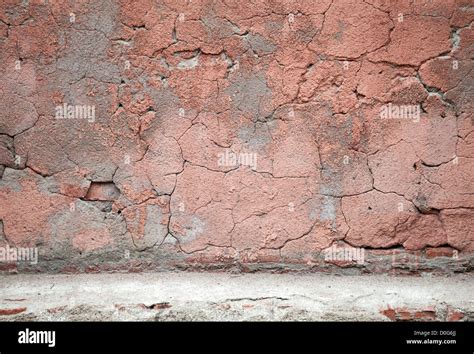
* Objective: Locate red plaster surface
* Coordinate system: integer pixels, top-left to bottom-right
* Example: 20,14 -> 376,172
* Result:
0,0 -> 472,273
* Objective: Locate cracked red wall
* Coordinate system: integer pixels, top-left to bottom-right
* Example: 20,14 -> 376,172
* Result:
0,0 -> 473,273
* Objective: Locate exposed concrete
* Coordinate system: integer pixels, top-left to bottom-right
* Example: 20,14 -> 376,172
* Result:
0,273 -> 472,321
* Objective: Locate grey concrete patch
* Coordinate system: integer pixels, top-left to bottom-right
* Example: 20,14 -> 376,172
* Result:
245,33 -> 276,56
0,273 -> 472,321
225,71 -> 272,121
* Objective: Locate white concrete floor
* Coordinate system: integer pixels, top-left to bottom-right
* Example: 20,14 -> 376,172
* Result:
0,272 -> 473,321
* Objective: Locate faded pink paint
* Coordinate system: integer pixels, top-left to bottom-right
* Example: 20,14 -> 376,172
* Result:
0,0 -> 472,273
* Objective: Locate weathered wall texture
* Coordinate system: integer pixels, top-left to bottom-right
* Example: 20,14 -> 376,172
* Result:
0,0 -> 473,274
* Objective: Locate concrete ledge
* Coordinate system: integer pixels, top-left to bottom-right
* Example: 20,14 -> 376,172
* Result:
0,273 -> 472,321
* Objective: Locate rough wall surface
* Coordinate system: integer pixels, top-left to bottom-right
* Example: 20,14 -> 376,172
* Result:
0,0 -> 473,274
1,273 -> 473,321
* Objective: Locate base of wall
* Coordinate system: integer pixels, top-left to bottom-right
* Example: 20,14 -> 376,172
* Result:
1,273 -> 472,321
